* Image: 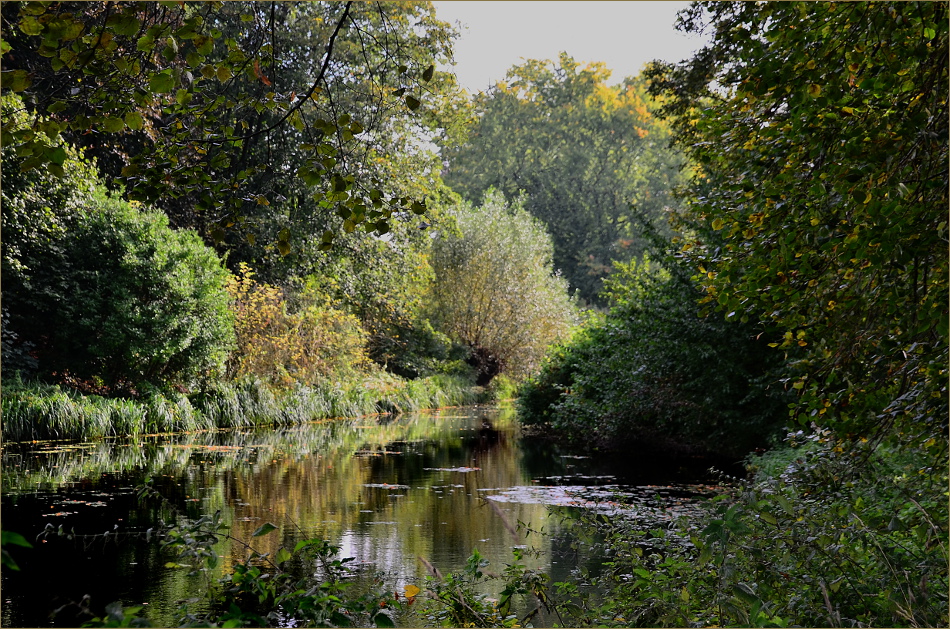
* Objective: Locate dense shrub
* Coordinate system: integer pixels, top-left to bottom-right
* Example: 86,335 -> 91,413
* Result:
518,255 -> 788,457
225,264 -> 367,386
3,172 -> 234,390
547,430 -> 948,628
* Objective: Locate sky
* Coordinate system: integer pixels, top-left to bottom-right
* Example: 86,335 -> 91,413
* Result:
431,1 -> 709,94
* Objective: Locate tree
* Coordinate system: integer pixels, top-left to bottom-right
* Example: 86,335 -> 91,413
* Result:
444,53 -> 686,303
0,1 -> 464,249
645,1 -> 948,440
1,111 -> 234,390
429,190 -> 577,385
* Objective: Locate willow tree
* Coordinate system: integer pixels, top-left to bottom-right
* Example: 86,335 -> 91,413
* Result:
430,191 -> 576,385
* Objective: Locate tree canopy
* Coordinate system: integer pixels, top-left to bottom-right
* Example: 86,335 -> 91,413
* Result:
444,53 -> 686,304
1,1 -> 465,251
644,1 -> 947,439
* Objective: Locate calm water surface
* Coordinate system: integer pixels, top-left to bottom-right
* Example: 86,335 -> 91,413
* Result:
1,406 -> 722,627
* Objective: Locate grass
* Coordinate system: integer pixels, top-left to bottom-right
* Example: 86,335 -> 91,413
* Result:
2,370 -> 491,442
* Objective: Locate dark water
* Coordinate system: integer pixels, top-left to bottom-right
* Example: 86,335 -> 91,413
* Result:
1,407 -> 724,627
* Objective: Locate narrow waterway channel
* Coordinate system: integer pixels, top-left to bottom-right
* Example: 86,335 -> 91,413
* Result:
1,406 -> 726,627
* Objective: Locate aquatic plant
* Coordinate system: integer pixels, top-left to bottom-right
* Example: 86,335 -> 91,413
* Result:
2,372 -> 486,442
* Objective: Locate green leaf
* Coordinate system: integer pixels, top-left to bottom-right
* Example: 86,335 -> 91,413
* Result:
18,16 -> 43,36
112,16 -> 140,37
195,34 -> 213,56
2,531 -> 33,549
137,34 -> 155,52
422,64 -> 435,82
216,65 -> 233,82
102,116 -> 126,133
148,70 -> 175,93
372,610 -> 396,628
125,111 -> 144,130
275,547 -> 292,564
251,522 -> 278,537
277,240 -> 291,256
2,70 -> 32,92
61,20 -> 85,41
47,146 -> 68,165
732,582 -> 759,605
1,550 -> 20,571
405,95 -> 421,111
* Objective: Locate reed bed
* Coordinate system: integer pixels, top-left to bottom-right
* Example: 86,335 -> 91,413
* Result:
2,372 -> 488,442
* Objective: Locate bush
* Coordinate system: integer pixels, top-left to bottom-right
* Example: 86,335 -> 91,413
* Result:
4,180 -> 234,391
518,255 -> 788,457
556,431 -> 949,628
225,264 -> 367,386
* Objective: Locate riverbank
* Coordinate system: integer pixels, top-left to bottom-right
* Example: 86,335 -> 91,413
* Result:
1,372 -> 515,442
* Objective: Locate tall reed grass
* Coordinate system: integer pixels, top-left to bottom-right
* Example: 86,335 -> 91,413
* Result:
2,372 -> 490,442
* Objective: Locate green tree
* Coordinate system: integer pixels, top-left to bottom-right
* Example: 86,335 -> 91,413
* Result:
444,53 -> 686,303
0,1 -> 463,248
430,190 -> 577,385
2,122 -> 234,390
645,1 -> 948,439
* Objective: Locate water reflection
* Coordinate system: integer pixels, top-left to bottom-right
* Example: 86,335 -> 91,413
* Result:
1,407 -> 721,627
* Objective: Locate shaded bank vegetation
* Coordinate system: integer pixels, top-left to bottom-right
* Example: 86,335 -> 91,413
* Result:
2,0 -> 947,627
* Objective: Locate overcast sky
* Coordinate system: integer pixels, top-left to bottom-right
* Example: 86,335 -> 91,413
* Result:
431,1 -> 709,94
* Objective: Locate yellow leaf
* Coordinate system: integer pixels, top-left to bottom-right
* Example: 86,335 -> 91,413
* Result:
404,584 -> 420,598
807,84 -> 821,97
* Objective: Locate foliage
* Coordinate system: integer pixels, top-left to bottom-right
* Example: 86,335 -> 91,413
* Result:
429,190 -> 577,385
1,376 -> 211,441
554,431 -> 948,628
417,548 -> 546,628
518,253 -> 788,457
292,226 -> 463,380
1,530 -> 33,572
0,1 -> 465,246
2,370 -> 484,442
644,1 -> 948,440
444,53 -> 687,303
225,263 -> 367,386
3,145 -> 234,390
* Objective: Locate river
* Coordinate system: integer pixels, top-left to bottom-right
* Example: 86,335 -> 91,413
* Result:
1,406 -> 725,627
